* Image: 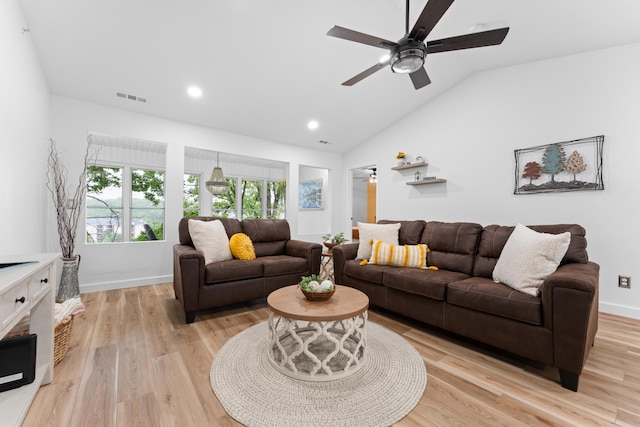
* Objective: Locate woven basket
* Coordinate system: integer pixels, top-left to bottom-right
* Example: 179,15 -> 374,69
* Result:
54,315 -> 74,366
301,287 -> 336,302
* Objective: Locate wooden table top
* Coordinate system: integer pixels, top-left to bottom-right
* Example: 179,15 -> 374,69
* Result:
267,285 -> 369,321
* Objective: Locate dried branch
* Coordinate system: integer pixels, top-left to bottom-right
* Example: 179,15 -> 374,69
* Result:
46,138 -> 92,258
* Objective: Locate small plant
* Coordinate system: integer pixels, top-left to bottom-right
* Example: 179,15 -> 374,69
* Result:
322,232 -> 348,244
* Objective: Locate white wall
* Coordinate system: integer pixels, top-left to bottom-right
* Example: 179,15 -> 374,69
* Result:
48,96 -> 345,292
0,0 -> 51,256
344,42 -> 640,319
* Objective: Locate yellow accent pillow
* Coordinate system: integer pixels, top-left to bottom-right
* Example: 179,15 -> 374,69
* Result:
368,239 -> 430,269
229,233 -> 256,260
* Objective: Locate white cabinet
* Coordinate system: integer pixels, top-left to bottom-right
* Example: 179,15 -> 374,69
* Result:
0,253 -> 58,427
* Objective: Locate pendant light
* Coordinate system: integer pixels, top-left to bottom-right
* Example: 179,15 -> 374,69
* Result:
205,153 -> 230,194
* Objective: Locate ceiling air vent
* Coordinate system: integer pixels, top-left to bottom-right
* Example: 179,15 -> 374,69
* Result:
115,91 -> 147,104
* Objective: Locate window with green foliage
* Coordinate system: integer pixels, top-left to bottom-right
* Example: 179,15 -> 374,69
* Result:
183,174 -> 200,217
211,177 -> 285,219
86,165 -> 165,243
267,180 -> 286,219
211,178 -> 236,218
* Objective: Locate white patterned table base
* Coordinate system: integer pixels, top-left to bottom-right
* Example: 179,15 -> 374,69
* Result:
267,311 -> 367,381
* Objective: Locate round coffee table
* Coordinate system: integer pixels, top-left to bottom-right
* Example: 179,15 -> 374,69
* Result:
267,285 -> 369,381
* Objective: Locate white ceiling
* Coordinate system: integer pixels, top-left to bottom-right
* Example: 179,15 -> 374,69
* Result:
19,0 -> 640,153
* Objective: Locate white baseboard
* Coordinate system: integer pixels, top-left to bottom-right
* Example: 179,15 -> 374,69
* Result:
80,275 -> 172,294
599,301 -> 640,320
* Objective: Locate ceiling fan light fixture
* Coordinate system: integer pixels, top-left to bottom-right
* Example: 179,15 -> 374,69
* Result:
390,47 -> 425,74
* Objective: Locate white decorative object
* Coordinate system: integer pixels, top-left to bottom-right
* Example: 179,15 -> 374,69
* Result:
356,222 -> 401,260
493,224 -> 571,296
188,219 -> 233,264
320,280 -> 334,291
268,313 -> 367,381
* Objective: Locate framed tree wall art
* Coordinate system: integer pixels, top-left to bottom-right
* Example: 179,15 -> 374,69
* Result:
514,135 -> 604,195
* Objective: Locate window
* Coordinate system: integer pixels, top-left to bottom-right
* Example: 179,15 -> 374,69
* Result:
212,178 -> 286,219
212,178 -> 236,218
86,166 -> 123,243
86,133 -> 166,243
183,174 -> 200,217
266,180 -> 286,219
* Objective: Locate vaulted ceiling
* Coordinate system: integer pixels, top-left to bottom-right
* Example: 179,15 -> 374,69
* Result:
20,0 -> 640,153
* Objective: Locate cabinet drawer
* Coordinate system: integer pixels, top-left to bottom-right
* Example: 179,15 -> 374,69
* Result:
1,279 -> 29,330
29,267 -> 52,300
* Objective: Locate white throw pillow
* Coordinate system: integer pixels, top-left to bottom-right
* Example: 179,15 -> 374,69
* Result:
356,222 -> 401,260
188,219 -> 233,265
493,223 -> 571,296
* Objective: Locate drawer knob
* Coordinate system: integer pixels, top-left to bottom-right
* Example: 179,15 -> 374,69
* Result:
40,278 -> 48,283
15,296 -> 26,304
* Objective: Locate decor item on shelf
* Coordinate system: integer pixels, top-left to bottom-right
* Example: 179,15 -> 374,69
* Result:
396,151 -> 406,166
299,274 -> 335,301
322,232 -> 348,251
415,155 -> 424,163
206,152 -> 230,194
415,170 -> 422,181
46,138 -> 91,302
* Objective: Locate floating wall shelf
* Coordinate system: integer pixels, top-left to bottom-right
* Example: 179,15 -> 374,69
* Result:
406,178 -> 447,186
391,161 -> 427,171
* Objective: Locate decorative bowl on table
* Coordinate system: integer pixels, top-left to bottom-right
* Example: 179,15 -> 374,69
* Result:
299,275 -> 335,301
323,242 -> 339,251
301,286 -> 336,302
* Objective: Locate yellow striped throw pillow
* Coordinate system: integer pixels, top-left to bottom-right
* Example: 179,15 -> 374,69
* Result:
367,239 -> 430,268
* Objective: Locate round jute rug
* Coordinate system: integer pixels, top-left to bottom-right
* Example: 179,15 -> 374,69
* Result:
210,321 -> 426,427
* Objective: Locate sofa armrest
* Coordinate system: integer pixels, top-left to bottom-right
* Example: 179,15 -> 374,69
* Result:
332,243 -> 358,284
541,262 -> 599,386
173,244 -> 205,323
285,240 -> 322,275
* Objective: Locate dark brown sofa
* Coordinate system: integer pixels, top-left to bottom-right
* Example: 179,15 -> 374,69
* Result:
333,220 -> 599,391
173,217 -> 322,323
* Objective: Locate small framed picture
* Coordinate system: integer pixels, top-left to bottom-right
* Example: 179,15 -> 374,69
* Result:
299,179 -> 323,210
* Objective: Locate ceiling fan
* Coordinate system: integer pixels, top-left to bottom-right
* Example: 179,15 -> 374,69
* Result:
326,0 -> 509,90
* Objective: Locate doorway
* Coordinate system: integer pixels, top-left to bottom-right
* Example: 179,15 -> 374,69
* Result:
351,165 -> 377,240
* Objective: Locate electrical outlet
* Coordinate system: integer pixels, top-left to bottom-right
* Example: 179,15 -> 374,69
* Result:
619,275 -> 631,289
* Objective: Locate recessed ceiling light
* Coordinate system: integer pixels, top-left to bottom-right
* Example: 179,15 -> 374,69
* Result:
307,120 -> 319,130
187,86 -> 202,98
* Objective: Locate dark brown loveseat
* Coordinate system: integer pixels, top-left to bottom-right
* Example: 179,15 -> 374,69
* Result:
173,217 -> 322,323
333,220 -> 599,391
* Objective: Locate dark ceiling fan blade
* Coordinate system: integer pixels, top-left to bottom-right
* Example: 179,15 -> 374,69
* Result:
409,67 -> 431,89
342,59 -> 390,86
327,25 -> 397,50
427,27 -> 510,54
409,0 -> 455,41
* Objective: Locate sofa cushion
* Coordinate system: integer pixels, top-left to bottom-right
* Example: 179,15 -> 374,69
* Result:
179,216 -> 242,246
229,233 -> 256,260
473,223 -> 588,279
492,224 -> 570,297
242,219 -> 290,256
384,268 -> 470,301
259,255 -> 308,277
356,222 -> 400,260
188,219 -> 233,265
447,277 -> 543,325
377,220 -> 426,245
420,222 -> 482,275
204,259 -> 263,284
367,240 -> 428,269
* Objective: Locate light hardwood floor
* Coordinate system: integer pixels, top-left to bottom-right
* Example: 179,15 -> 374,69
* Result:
23,283 -> 640,427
